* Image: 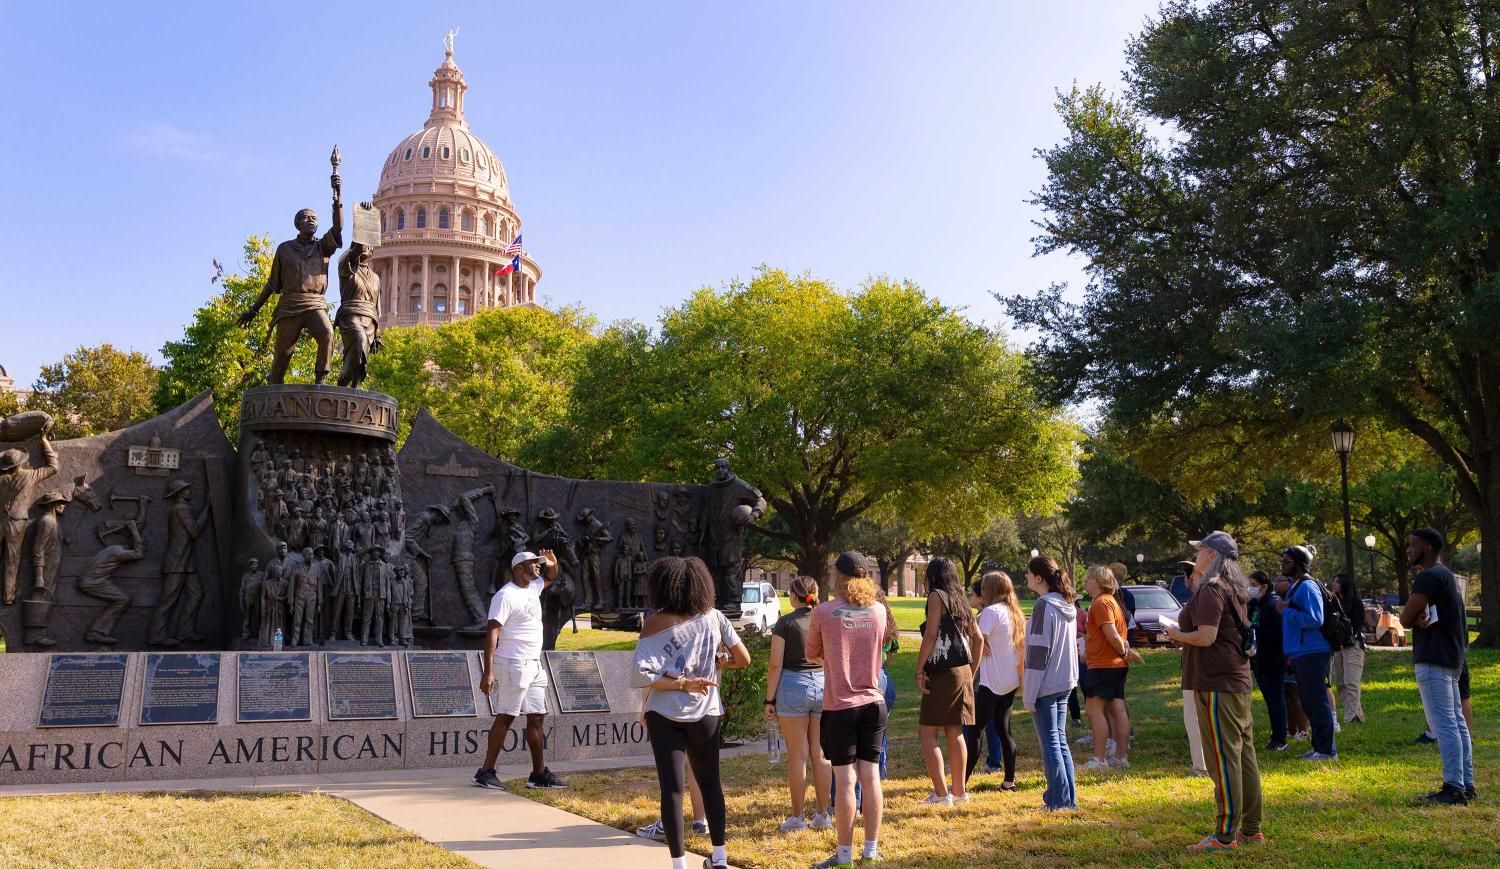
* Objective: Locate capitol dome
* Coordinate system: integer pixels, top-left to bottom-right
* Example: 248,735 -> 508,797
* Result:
370,42 -> 540,328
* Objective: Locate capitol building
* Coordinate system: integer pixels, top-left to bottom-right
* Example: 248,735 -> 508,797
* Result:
369,43 -> 541,328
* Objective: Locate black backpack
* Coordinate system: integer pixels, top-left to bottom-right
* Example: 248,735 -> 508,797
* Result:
1291,577 -> 1355,650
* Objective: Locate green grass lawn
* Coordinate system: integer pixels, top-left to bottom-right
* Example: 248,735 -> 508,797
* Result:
887,595 -> 1035,632
517,639 -> 1500,867
0,792 -> 470,868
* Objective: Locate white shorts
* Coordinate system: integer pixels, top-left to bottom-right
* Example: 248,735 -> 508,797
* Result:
493,657 -> 548,716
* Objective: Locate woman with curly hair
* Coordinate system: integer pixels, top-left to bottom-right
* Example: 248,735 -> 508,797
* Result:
632,556 -> 752,869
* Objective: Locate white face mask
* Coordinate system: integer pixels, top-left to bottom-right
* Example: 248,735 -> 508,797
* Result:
1248,586 -> 1261,600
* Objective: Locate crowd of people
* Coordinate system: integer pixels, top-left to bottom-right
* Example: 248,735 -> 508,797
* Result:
466,525 -> 1478,867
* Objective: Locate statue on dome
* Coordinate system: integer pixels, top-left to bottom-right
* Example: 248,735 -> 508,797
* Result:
334,203 -> 383,390
238,146 -> 344,385
444,27 -> 459,55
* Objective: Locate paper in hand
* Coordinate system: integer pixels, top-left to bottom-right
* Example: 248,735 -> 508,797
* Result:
1157,614 -> 1180,632
1424,604 -> 1439,626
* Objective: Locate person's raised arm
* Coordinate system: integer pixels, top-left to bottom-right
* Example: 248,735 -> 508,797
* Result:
538,549 -> 560,586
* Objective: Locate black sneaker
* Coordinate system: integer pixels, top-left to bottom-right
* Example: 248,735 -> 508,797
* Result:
1419,784 -> 1468,805
1265,741 -> 1288,752
527,767 -> 568,789
1465,786 -> 1478,802
1413,732 -> 1437,745
471,768 -> 505,790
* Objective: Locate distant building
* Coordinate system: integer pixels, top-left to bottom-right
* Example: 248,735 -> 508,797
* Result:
370,42 -> 541,329
0,364 -> 32,406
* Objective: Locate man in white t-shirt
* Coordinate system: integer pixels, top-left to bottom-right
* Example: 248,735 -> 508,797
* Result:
472,548 -> 563,791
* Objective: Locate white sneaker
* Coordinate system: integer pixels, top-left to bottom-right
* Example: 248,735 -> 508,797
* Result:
1084,757 -> 1111,771
635,820 -> 666,842
779,815 -> 807,833
808,811 -> 833,831
1108,756 -> 1130,769
952,792 -> 971,803
919,792 -> 953,806
1075,733 -> 1094,747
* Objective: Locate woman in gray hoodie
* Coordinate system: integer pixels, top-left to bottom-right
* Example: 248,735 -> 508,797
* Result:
1023,554 -> 1079,810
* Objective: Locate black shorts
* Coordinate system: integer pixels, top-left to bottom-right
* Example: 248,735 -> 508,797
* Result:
1081,666 -> 1128,701
820,700 -> 887,766
1460,662 -> 1471,700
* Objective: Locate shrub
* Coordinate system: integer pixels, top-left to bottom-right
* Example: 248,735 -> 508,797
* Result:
720,632 -> 771,742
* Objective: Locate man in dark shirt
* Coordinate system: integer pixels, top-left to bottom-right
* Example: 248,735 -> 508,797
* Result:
1400,527 -> 1474,805
1169,562 -> 1195,605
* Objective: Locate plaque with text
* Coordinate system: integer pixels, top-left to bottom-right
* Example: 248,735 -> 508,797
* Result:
39,654 -> 128,728
545,651 -> 610,714
326,652 -> 398,720
236,653 -> 312,723
406,652 -> 477,718
140,653 -> 220,725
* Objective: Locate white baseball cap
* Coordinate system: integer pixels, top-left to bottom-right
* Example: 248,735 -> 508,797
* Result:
511,551 -> 543,568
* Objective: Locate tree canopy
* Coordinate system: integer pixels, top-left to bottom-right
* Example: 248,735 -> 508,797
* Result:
24,343 -> 159,439
536,267 -> 1079,579
1007,3 -> 1500,644
364,304 -> 596,460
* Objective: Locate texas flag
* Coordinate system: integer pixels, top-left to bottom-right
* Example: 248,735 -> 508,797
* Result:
495,233 -> 523,274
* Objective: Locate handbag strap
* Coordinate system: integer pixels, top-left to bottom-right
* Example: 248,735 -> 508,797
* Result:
1211,583 -> 1251,654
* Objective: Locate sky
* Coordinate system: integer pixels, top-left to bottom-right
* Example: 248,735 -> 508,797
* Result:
0,0 -> 1161,387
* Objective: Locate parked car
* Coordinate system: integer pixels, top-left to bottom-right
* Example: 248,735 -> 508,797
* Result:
1123,584 -> 1184,647
732,581 -> 782,635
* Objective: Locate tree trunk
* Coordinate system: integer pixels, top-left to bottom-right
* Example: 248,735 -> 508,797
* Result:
797,547 -> 831,600
1477,516 -> 1499,647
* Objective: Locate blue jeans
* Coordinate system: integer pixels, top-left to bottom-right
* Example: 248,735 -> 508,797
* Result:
1031,690 -> 1075,809
1291,651 -> 1336,756
1415,663 -> 1475,790
1253,664 -> 1288,745
878,666 -> 895,779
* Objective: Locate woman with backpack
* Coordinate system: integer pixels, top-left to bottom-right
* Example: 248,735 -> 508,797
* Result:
1165,531 -> 1264,852
1277,546 -> 1338,760
914,557 -> 982,805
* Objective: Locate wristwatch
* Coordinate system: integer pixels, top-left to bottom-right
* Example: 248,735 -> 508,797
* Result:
764,698 -> 776,706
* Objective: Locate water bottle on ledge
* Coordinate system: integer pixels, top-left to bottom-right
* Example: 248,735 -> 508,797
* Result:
766,720 -> 783,764
273,628 -> 284,652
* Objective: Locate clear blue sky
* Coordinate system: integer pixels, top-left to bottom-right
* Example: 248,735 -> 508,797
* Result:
0,0 -> 1158,386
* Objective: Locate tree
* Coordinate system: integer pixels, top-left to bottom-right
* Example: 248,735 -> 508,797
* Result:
838,513 -> 923,595
930,517 -> 1022,584
155,236 -> 319,438
365,304 -> 595,459
25,344 -> 158,438
1016,512 -> 1089,588
538,268 -> 1079,581
1008,5 -> 1500,644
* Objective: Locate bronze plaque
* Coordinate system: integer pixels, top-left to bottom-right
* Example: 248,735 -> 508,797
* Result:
39,654 -> 128,727
406,651 -> 477,718
326,652 -> 398,721
240,385 -> 398,442
353,203 -> 381,248
236,653 -> 312,723
140,653 -> 220,726
544,651 -> 610,713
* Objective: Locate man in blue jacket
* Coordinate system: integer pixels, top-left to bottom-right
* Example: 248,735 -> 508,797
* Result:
1276,546 -> 1337,760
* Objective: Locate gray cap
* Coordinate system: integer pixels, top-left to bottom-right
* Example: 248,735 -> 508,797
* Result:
1189,531 -> 1238,561
1282,545 -> 1315,568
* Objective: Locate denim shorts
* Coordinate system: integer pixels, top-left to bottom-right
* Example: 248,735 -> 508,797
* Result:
776,669 -> 825,718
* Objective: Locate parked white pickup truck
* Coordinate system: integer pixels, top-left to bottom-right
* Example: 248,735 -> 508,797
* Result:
732,581 -> 782,635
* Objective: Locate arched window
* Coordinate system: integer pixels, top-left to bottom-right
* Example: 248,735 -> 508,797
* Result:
433,285 -> 449,314
442,146 -> 451,160
438,208 -> 450,230
481,214 -> 491,236
461,148 -> 470,162
422,146 -> 431,159
409,284 -> 423,312
416,208 -> 427,229
460,210 -> 473,232
395,209 -> 406,230
380,212 -> 387,231
404,148 -> 413,160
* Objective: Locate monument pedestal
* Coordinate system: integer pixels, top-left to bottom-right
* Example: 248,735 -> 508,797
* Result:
0,649 -> 648,786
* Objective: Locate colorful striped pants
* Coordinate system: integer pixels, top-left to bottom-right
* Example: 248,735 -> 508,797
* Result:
1193,690 -> 1263,840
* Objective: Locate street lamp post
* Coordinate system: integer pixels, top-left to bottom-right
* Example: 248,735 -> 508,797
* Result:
1331,419 -> 1357,584
1363,534 -> 1377,590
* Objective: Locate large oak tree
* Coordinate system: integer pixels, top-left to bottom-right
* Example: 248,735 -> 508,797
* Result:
1008,1 -> 1500,644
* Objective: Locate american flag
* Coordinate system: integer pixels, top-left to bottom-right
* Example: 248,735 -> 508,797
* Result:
503,232 -> 523,256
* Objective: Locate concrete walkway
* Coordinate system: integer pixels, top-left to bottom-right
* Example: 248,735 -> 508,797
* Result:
0,752 -> 748,868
